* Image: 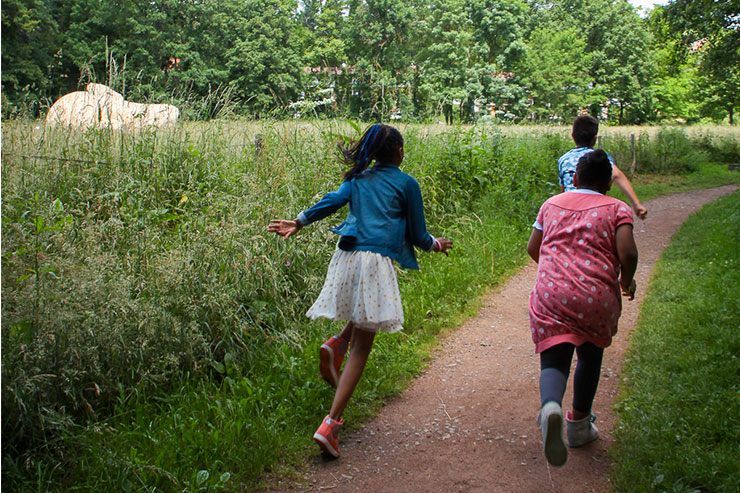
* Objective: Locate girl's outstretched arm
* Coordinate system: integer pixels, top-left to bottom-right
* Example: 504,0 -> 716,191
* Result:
616,223 -> 638,299
271,182 -> 349,239
299,181 -> 352,225
612,166 -> 647,220
527,228 -> 543,263
268,219 -> 302,239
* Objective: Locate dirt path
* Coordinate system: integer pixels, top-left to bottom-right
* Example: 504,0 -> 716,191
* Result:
281,186 -> 737,493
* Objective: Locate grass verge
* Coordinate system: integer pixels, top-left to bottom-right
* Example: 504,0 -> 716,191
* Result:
611,190 -> 740,492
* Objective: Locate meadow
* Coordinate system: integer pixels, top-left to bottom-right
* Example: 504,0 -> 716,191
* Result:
2,120 -> 739,490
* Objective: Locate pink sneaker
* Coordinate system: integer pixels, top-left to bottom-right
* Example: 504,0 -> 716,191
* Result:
313,415 -> 343,457
319,335 -> 348,387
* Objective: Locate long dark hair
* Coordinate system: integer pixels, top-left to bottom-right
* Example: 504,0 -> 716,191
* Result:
340,123 -> 404,181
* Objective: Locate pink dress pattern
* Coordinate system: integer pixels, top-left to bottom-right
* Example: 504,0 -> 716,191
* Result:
529,191 -> 633,353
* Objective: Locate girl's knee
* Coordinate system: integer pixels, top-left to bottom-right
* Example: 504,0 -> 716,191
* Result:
350,327 -> 376,355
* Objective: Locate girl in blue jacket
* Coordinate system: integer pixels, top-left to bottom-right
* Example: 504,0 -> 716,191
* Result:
268,123 -> 452,458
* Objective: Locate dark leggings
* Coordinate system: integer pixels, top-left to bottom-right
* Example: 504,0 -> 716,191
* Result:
540,342 -> 604,414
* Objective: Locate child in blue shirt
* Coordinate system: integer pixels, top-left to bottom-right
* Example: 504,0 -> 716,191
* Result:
559,115 -> 648,220
268,123 -> 452,458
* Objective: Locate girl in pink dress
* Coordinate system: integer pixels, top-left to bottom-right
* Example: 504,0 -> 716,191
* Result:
527,149 -> 638,467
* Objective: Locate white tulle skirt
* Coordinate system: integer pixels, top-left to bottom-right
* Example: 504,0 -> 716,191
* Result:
306,249 -> 404,333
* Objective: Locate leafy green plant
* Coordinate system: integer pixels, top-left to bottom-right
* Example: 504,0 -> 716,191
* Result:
635,127 -> 706,174
693,131 -> 740,164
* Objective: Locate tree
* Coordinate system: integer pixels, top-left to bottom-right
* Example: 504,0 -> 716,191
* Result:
1,0 -> 682,121
412,0 -> 530,123
1,0 -> 61,114
225,0 -> 303,114
526,0 -> 656,123
467,0 -> 527,69
581,0 -> 656,124
466,0 -> 529,121
59,0 -> 170,97
413,0 -> 472,122
646,6 -> 701,122
663,0 -> 740,123
519,27 -> 591,121
341,0 -> 417,120
295,0 -> 350,117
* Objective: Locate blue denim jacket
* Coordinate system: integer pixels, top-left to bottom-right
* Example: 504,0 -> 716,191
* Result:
297,163 -> 435,270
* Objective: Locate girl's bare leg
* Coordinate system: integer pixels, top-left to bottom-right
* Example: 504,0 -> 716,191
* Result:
329,326 -> 375,420
337,321 -> 353,343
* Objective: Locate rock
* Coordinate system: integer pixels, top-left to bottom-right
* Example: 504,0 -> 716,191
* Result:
46,83 -> 179,130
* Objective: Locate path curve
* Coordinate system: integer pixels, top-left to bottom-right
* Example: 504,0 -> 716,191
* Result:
281,185 -> 738,493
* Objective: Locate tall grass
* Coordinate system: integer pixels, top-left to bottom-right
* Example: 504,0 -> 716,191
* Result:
612,191 -> 740,492
2,121 -> 738,490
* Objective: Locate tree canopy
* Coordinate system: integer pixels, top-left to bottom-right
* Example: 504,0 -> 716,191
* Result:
1,0 -> 737,123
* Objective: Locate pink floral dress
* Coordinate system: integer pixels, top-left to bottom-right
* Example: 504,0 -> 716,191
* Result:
529,190 -> 633,353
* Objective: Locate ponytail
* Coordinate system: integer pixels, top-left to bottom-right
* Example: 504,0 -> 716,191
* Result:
340,123 -> 404,181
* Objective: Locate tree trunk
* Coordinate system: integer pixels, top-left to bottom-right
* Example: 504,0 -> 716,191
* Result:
729,105 -> 734,125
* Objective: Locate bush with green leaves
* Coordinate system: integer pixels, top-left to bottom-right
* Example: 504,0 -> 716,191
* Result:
634,127 -> 706,174
692,130 -> 740,164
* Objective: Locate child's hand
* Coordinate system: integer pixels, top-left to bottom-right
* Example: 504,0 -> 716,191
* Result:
621,279 -> 637,300
268,219 -> 302,239
633,203 -> 648,220
434,238 -> 453,256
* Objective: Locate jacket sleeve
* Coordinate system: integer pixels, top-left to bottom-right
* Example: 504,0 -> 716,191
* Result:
297,180 -> 352,226
404,177 -> 435,252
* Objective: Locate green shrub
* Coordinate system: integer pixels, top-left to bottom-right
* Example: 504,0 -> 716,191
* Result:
693,131 -> 740,163
636,127 -> 706,174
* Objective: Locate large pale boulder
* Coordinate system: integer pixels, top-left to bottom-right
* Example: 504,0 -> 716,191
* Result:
46,83 -> 179,130
142,103 -> 180,127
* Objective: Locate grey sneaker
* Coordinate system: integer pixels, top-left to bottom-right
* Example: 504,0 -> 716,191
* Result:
539,401 -> 567,467
566,411 -> 599,447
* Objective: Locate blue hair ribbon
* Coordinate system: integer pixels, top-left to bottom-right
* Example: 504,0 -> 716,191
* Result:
359,124 -> 380,165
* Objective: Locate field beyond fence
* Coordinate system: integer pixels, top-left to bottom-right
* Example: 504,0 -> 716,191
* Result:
2,120 -> 739,490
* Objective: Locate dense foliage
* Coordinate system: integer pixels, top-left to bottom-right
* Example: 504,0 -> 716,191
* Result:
661,0 -> 740,124
2,0 -> 738,123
